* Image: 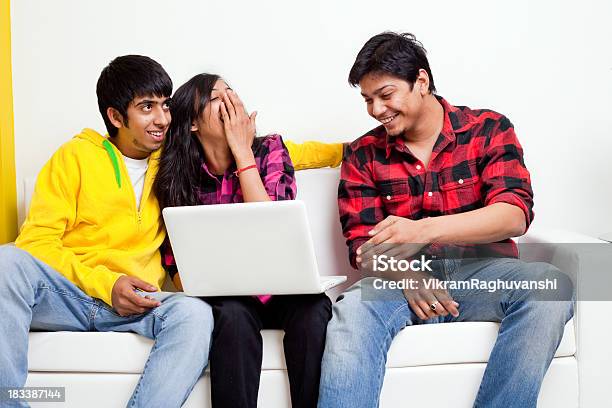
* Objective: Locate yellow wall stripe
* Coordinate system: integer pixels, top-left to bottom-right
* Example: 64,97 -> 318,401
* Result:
0,0 -> 17,244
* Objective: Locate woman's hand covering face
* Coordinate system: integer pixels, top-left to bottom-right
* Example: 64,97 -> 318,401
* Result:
219,90 -> 257,160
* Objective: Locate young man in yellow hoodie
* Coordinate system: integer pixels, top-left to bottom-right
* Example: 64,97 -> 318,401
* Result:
0,55 -> 344,407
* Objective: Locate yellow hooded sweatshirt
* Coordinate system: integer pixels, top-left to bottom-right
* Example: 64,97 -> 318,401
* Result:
16,129 -> 166,307
16,129 -> 344,307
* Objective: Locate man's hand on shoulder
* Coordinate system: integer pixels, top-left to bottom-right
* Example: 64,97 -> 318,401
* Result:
111,276 -> 161,316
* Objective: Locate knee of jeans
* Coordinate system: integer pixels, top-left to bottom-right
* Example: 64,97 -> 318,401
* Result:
526,262 -> 575,301
0,246 -> 35,284
327,290 -> 380,339
0,245 -> 26,264
167,296 -> 214,336
322,294 -> 376,374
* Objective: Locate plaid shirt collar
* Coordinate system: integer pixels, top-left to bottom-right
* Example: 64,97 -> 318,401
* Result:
199,159 -> 238,181
384,95 -> 477,160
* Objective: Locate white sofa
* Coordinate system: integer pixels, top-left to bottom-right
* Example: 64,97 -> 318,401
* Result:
21,169 -> 612,407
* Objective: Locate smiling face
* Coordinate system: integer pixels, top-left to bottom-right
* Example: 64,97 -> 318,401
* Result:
359,71 -> 429,138
108,94 -> 171,159
191,79 -> 232,140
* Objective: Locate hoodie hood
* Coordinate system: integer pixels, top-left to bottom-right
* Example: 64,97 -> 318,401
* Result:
76,128 -> 108,146
74,128 -> 160,189
76,128 -> 122,188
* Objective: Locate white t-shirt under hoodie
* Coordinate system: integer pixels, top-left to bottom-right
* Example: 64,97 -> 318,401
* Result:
122,155 -> 149,209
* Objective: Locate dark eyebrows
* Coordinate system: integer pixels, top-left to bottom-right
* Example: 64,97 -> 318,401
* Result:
134,97 -> 171,107
361,85 -> 395,98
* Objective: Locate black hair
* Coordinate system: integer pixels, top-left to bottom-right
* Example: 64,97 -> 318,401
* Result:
96,55 -> 173,137
154,73 -> 221,209
348,32 -> 436,93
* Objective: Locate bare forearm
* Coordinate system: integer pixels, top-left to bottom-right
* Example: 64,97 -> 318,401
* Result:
235,152 -> 272,203
422,203 -> 526,244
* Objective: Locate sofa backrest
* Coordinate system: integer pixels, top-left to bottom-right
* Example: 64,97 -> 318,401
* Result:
294,169 -> 356,282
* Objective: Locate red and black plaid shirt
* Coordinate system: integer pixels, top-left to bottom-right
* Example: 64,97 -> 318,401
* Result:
339,96 -> 534,268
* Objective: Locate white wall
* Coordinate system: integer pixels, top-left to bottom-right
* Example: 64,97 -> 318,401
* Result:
11,0 -> 612,236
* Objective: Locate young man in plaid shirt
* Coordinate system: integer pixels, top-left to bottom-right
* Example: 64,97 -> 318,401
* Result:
318,32 -> 574,408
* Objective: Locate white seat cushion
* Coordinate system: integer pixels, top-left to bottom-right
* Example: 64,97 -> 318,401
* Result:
386,320 -> 575,368
28,319 -> 574,373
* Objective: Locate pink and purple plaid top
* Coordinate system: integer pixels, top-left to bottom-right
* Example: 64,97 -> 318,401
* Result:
163,134 -> 297,303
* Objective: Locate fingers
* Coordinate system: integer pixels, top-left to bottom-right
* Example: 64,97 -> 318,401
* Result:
356,242 -> 377,266
125,290 -> 161,309
357,241 -> 422,266
368,226 -> 394,246
370,216 -> 396,236
438,297 -> 460,317
220,99 -> 229,120
415,298 -> 439,319
113,278 -> 161,316
249,111 -> 257,131
219,100 -> 232,133
358,232 -> 395,265
358,257 -> 374,272
404,287 -> 460,320
248,111 -> 257,143
222,93 -> 237,120
127,276 -> 158,292
422,297 -> 450,317
419,286 -> 459,318
407,297 -> 430,320
114,298 -> 151,316
227,90 -> 246,116
382,243 -> 423,260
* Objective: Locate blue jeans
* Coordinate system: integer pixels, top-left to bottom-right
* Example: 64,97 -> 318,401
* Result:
318,258 -> 574,408
0,246 -> 214,408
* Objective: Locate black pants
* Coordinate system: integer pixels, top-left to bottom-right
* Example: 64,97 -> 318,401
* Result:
206,293 -> 332,408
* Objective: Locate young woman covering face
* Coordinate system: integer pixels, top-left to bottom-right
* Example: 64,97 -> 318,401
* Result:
154,73 -> 332,408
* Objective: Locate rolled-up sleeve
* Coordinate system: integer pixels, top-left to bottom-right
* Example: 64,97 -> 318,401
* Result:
338,145 -> 385,269
480,116 -> 534,230
161,239 -> 179,279
259,135 -> 297,201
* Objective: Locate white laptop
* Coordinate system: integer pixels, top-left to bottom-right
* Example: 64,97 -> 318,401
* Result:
162,200 -> 347,296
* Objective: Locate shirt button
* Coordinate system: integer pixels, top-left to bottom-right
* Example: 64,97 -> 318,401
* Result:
427,192 -> 433,197
386,195 -> 392,200
458,179 -> 464,184
416,165 -> 422,170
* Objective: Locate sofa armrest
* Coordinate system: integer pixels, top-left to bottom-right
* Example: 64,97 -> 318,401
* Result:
518,226 -> 607,244
519,227 -> 612,407
599,232 -> 612,243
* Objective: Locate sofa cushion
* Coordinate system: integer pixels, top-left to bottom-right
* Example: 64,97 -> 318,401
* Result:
28,319 -> 575,373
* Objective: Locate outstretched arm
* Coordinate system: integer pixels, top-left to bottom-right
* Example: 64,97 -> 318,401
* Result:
284,140 -> 345,170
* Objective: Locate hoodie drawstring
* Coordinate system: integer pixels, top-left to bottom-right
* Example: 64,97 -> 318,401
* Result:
102,139 -> 122,188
